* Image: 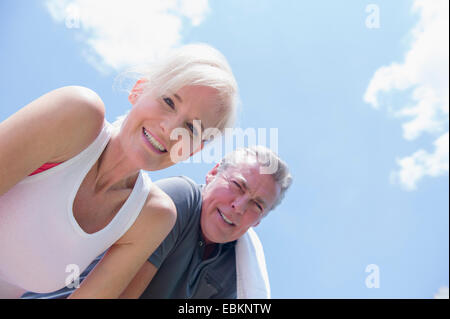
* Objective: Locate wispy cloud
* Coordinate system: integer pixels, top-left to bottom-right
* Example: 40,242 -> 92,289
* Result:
390,132 -> 449,190
45,0 -> 210,73
434,286 -> 449,299
364,0 -> 449,190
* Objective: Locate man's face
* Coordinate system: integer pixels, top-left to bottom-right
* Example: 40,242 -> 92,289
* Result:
200,159 -> 281,244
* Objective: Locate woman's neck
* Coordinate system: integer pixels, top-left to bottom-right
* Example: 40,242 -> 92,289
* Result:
92,131 -> 141,194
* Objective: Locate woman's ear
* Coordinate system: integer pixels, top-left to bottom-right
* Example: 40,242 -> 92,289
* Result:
128,78 -> 149,105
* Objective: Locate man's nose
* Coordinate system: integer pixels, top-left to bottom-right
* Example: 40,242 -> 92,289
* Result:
231,197 -> 247,215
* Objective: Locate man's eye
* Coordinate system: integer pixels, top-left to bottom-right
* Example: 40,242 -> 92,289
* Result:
163,97 -> 175,109
232,181 -> 242,190
255,202 -> 263,213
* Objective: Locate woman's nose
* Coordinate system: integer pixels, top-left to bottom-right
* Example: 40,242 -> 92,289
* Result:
160,118 -> 171,134
160,116 -> 184,136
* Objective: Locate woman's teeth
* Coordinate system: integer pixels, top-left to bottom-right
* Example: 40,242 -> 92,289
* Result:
143,128 -> 167,152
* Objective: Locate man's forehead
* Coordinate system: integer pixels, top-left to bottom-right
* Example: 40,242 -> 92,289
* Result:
223,152 -> 259,172
223,159 -> 259,177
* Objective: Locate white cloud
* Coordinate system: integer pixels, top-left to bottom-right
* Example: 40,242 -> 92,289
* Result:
434,286 -> 449,299
364,0 -> 449,190
179,0 -> 210,26
45,0 -> 210,73
390,132 -> 449,191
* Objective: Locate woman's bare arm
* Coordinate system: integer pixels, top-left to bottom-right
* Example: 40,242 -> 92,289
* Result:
0,86 -> 105,196
68,188 -> 177,299
118,261 -> 158,299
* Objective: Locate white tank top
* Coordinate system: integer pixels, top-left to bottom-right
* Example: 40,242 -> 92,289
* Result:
0,121 -> 152,297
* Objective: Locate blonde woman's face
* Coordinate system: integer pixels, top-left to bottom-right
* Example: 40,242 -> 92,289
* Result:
120,85 -> 222,171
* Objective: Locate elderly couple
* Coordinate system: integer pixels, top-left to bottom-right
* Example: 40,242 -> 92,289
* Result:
0,44 -> 292,299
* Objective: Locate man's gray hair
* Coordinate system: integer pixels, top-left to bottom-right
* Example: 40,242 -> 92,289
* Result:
217,146 -> 292,215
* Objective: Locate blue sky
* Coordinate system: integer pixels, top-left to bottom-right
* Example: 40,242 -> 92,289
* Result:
1,0 -> 448,298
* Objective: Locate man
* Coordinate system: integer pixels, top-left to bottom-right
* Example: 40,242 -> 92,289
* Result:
22,146 -> 292,299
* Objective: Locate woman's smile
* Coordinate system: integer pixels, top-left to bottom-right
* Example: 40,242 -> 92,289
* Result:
141,127 -> 167,154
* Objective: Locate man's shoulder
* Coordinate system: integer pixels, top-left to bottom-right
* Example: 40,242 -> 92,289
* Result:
164,176 -> 200,189
154,176 -> 203,227
154,175 -> 196,187
155,175 -> 201,199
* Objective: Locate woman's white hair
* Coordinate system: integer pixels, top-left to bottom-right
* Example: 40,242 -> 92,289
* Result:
113,43 -> 239,134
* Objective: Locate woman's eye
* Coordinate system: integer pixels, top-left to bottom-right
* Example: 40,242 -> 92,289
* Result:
186,123 -> 195,135
187,122 -> 201,137
163,97 -> 175,109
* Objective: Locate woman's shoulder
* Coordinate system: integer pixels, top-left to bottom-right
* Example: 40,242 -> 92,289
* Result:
114,182 -> 177,246
50,85 -> 104,107
43,86 -> 106,162
0,86 -> 106,195
143,183 -> 177,220
49,86 -> 106,132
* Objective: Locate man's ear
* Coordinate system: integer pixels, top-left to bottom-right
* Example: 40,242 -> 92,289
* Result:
205,163 -> 220,185
128,78 -> 148,104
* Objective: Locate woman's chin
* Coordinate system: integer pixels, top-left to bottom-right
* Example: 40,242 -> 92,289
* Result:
144,160 -> 175,172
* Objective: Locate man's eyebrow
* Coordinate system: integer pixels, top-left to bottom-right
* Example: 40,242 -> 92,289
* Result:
236,176 -> 268,209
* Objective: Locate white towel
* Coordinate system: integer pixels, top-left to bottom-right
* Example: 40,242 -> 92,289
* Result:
235,228 -> 271,299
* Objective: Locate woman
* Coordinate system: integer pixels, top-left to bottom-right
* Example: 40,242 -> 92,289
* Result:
0,44 -> 238,298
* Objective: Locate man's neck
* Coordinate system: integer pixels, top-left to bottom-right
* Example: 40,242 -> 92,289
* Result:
202,243 -> 218,260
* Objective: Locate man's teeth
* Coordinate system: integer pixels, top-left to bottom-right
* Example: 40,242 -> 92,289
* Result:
143,128 -> 166,152
219,210 -> 234,225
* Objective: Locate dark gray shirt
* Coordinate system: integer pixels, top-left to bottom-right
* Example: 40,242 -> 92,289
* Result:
141,176 -> 236,299
21,176 -> 236,299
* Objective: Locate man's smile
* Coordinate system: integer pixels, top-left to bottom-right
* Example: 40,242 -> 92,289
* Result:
218,208 -> 235,226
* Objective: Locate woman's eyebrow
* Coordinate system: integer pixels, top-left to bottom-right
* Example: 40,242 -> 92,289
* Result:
174,94 -> 183,103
